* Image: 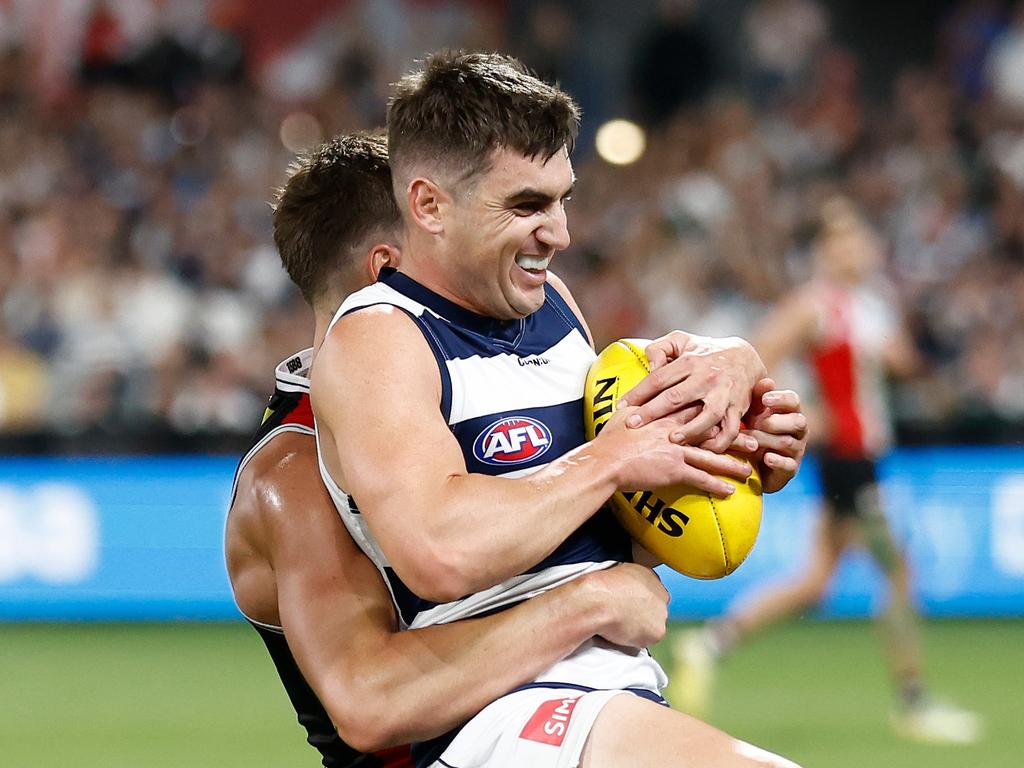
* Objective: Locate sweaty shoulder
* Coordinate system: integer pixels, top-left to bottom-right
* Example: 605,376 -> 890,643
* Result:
227,430 -> 319,625
233,430 -> 320,536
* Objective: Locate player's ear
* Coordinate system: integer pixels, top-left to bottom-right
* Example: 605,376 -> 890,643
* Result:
406,178 -> 446,235
367,244 -> 400,282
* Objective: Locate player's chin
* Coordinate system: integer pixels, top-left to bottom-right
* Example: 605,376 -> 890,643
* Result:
505,277 -> 547,316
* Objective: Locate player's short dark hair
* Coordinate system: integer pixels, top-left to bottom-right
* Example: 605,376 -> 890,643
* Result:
273,132 -> 400,308
387,51 -> 580,188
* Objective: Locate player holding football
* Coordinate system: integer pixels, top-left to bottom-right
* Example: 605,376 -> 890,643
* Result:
226,133 -> 678,767
674,198 -> 982,744
312,52 -> 806,768
226,132 -> 805,766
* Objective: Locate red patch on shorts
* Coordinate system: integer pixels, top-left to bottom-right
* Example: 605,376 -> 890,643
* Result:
519,696 -> 581,746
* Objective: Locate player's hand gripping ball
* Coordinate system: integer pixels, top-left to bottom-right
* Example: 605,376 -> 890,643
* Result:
584,339 -> 762,579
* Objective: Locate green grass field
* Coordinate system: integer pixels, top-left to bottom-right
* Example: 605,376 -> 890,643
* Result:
1,620 -> 1019,767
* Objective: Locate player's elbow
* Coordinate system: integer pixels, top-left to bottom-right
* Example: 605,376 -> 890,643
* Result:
392,548 -> 478,603
386,533 -> 491,602
332,703 -> 403,754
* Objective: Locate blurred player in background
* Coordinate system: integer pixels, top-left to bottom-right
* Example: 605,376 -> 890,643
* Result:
313,51 -> 805,768
225,133 -> 679,767
674,198 -> 983,745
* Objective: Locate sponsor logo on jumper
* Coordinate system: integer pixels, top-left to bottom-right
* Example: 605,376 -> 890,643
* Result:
473,417 -> 552,465
519,696 -> 580,746
518,355 -> 551,367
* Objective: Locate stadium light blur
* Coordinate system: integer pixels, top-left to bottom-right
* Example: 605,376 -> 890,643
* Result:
279,112 -> 323,153
595,119 -> 646,165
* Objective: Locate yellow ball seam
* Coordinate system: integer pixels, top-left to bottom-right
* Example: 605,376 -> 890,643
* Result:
708,494 -> 732,575
618,341 -> 651,374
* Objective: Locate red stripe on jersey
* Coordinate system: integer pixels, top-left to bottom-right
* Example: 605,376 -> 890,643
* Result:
374,745 -> 415,767
811,340 -> 865,457
280,392 -> 314,430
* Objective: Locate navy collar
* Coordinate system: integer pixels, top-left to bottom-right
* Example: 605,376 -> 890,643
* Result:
379,267 -> 527,343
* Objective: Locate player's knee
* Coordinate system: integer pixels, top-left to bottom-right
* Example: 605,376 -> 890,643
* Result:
793,575 -> 829,607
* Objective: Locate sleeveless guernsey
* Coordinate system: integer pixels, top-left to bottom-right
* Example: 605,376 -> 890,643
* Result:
808,280 -> 897,458
315,269 -> 667,764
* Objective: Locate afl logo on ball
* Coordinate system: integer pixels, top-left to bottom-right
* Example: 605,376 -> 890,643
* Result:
473,417 -> 552,466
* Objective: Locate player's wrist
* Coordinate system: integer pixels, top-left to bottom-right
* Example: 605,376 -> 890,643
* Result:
565,569 -> 618,639
569,436 -> 625,496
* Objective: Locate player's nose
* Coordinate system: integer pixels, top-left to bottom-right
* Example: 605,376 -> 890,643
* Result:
538,204 -> 570,251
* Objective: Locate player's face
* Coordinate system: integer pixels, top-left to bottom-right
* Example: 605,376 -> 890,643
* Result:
820,227 -> 881,283
443,146 -> 574,320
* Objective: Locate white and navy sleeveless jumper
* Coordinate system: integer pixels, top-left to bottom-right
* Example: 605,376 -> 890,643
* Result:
316,269 -> 667,764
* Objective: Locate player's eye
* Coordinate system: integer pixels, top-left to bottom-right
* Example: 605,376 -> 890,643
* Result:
512,202 -> 543,215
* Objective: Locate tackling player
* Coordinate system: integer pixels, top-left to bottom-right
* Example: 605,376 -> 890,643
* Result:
313,52 -> 805,768
674,198 -> 982,744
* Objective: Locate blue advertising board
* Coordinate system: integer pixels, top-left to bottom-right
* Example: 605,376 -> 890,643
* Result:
1,449 -> 1023,621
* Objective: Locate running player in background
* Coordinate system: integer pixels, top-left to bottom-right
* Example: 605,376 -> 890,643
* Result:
674,197 -> 982,745
225,133 -> 675,767
313,51 -> 804,768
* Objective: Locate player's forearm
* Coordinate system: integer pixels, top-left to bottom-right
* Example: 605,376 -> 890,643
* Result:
337,577 -> 608,749
379,440 -> 623,600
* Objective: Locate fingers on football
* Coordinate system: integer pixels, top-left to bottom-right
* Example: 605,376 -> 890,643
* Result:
682,446 -> 750,481
763,452 -> 799,474
761,388 -> 800,412
752,411 -> 808,441
643,333 -> 688,372
621,362 -> 694,411
752,376 -> 776,400
644,343 -> 669,372
679,468 -> 737,498
698,406 -> 742,453
663,388 -> 729,442
728,431 -> 760,453
744,428 -> 804,458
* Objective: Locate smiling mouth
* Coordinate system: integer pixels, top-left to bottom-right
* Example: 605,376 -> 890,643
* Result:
515,253 -> 552,272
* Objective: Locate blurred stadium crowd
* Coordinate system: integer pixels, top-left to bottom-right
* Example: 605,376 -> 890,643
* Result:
1,0 -> 1023,450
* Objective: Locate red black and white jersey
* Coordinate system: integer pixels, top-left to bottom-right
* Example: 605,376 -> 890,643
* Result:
808,281 -> 896,459
230,348 -> 316,502
231,348 -> 413,768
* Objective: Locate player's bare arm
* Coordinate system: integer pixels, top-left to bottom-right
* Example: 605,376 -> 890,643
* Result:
312,305 -> 752,601
882,310 -> 921,379
228,432 -> 671,753
751,286 -> 819,372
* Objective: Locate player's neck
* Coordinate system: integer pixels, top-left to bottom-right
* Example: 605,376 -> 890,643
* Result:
312,310 -> 334,355
400,248 -> 489,317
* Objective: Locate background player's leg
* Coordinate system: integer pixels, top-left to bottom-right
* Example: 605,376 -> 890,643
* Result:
855,484 -> 982,743
671,512 -> 851,716
579,695 -> 800,768
722,512 -> 851,640
855,484 -> 923,696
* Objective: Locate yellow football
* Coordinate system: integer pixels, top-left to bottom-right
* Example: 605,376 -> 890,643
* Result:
584,339 -> 762,579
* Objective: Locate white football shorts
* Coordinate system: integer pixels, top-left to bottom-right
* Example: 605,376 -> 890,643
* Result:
427,686 -> 648,768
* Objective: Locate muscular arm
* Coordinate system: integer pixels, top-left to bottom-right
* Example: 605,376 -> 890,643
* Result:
312,306 -> 747,601
238,434 -> 665,752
